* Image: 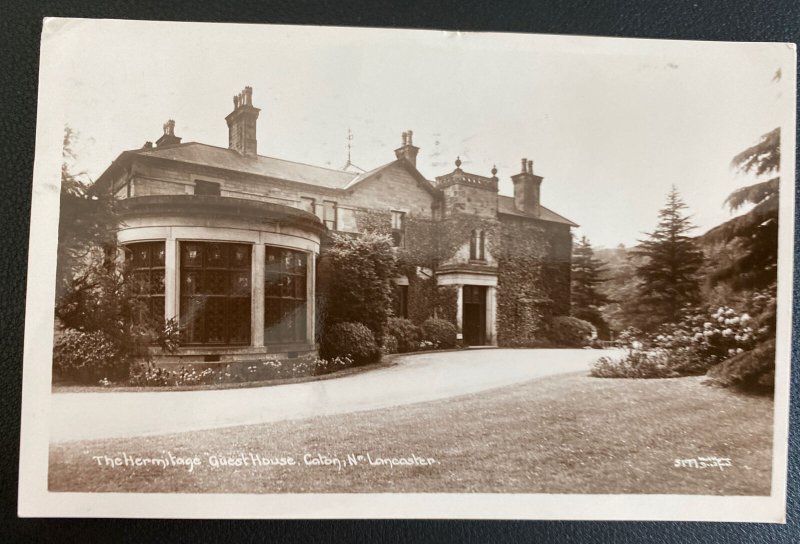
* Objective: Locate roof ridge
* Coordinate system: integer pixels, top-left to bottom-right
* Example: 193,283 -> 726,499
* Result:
145,142 -> 359,178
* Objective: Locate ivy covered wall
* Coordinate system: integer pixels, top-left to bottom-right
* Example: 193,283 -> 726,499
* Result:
346,200 -> 572,346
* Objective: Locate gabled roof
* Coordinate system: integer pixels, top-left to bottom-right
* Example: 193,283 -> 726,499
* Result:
343,159 -> 441,196
126,142 -> 360,189
497,195 -> 578,227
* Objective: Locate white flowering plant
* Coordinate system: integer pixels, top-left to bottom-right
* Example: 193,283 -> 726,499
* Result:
594,300 -> 768,379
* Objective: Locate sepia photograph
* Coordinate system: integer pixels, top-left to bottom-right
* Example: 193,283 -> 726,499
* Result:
18,18 -> 795,521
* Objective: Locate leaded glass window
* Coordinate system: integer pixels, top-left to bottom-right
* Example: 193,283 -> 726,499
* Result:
180,241 -> 251,345
264,247 -> 308,343
125,241 -> 166,325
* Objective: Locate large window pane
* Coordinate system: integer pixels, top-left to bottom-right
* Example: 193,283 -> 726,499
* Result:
124,241 -> 166,327
264,246 -> 308,344
179,241 -> 252,345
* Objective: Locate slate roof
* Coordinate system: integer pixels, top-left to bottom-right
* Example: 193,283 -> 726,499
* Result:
134,142 -> 359,189
108,141 -> 576,227
497,195 -> 579,227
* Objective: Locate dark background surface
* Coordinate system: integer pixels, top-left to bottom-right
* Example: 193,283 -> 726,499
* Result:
1,1 -> 798,542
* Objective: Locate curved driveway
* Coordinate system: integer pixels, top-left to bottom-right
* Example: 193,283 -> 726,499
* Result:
50,348 -> 605,443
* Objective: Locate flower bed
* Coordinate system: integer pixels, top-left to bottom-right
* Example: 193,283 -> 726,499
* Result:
122,355 -> 355,388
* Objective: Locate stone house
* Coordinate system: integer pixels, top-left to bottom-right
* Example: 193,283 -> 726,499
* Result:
94,87 -> 576,364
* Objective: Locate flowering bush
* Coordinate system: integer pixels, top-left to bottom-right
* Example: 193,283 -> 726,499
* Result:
592,304 -> 764,379
420,318 -> 458,349
592,350 -> 677,379
648,306 -> 757,375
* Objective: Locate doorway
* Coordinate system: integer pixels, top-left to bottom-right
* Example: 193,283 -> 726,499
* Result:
462,285 -> 487,346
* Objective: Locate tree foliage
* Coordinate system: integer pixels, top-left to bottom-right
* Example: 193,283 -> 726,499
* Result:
701,127 -> 779,291
317,231 -> 398,344
54,127 -> 178,383
56,127 -> 117,300
570,236 -> 610,339
629,186 -> 704,330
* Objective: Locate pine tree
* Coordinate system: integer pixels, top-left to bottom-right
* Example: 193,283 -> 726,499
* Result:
571,236 -> 608,310
571,235 -> 610,339
630,186 -> 704,329
701,127 -> 779,290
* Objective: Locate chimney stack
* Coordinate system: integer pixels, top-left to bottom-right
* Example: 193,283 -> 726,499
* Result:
511,156 -> 543,216
155,119 -> 182,147
394,129 -> 420,168
225,86 -> 261,156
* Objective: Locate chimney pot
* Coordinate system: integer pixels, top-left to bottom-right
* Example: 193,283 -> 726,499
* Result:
521,158 -> 527,173
394,129 -> 419,167
226,86 -> 260,156
156,119 -> 181,147
527,159 -> 533,174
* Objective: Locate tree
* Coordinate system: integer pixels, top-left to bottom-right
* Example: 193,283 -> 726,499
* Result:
629,186 -> 704,330
698,127 -> 780,392
56,127 -> 117,300
54,128 -> 178,383
317,231 -> 398,344
570,236 -> 610,339
701,127 -> 779,291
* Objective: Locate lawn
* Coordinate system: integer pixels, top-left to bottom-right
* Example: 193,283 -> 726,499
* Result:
48,372 -> 773,495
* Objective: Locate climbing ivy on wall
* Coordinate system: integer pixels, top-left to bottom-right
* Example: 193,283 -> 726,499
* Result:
352,207 -> 572,344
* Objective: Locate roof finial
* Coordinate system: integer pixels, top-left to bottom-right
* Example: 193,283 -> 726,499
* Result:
491,164 -> 498,177
455,156 -> 462,168
346,128 -> 354,163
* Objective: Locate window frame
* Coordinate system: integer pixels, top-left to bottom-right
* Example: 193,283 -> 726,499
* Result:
179,241 -> 252,346
323,200 -> 337,231
391,210 -> 406,248
470,229 -> 486,261
264,246 -> 309,344
124,241 -> 166,326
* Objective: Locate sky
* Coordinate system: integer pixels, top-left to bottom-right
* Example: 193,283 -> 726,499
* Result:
51,19 -> 793,248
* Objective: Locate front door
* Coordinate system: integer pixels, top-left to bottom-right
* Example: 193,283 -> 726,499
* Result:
462,285 -> 486,346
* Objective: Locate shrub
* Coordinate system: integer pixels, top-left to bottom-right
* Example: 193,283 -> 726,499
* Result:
320,322 -> 381,366
385,317 -> 421,353
318,232 -> 398,343
381,335 -> 399,355
591,350 -> 678,379
547,316 -> 595,347
420,318 -> 458,349
53,328 -> 127,383
705,339 -> 775,393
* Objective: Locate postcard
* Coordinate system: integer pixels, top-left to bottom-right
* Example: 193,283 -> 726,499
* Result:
18,18 -> 795,521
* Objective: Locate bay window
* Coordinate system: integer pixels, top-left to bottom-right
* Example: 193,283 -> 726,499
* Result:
264,247 -> 308,343
180,241 -> 251,345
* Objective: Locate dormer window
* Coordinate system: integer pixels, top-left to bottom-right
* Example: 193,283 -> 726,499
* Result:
470,229 -> 486,261
194,180 -> 221,196
391,210 -> 406,247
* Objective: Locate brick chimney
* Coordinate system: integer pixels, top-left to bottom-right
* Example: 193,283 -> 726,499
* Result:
394,130 -> 420,167
511,157 -> 543,216
155,119 -> 181,147
225,86 -> 260,156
